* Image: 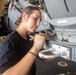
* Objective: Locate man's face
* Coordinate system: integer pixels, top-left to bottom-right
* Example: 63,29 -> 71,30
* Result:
25,10 -> 41,33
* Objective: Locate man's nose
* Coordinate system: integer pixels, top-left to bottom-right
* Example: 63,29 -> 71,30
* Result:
36,20 -> 40,26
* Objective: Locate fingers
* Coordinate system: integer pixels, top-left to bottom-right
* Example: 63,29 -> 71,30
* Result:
45,32 -> 56,39
29,35 -> 34,41
39,32 -> 56,39
50,32 -> 57,37
29,34 -> 45,41
29,32 -> 56,41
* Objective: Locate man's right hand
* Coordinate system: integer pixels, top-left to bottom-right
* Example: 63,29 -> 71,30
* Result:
33,33 -> 45,51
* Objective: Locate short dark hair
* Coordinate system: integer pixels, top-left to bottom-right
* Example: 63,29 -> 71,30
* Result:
22,6 -> 40,15
15,6 -> 41,26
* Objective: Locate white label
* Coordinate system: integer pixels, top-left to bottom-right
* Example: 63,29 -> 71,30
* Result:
57,20 -> 67,24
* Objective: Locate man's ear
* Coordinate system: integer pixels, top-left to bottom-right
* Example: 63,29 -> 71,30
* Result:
22,12 -> 28,21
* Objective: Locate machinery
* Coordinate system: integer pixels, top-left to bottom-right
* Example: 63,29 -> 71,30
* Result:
43,0 -> 76,62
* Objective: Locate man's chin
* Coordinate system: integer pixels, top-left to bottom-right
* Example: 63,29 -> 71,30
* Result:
30,30 -> 35,33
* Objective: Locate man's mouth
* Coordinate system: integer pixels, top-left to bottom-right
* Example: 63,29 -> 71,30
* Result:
33,27 -> 37,30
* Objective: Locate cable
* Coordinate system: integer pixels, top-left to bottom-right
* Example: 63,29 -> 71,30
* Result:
64,0 -> 69,12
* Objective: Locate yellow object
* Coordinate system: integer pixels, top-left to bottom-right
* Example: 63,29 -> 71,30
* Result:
58,61 -> 68,67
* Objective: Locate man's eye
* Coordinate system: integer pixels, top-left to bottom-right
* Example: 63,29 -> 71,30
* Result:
34,18 -> 38,21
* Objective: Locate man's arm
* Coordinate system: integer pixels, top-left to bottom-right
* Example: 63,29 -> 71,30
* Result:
3,47 -> 38,75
